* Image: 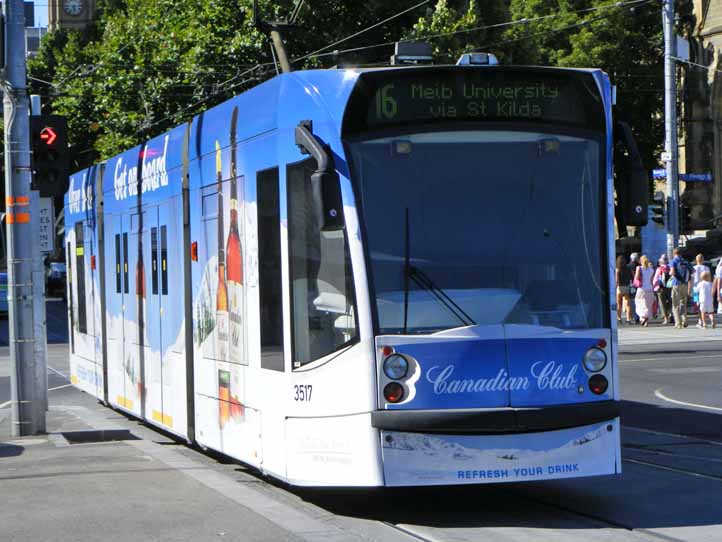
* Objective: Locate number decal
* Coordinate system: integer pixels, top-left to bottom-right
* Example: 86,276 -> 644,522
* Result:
293,384 -> 313,402
375,84 -> 397,120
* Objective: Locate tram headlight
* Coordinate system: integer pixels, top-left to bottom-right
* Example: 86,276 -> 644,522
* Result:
383,354 -> 409,380
583,347 -> 607,372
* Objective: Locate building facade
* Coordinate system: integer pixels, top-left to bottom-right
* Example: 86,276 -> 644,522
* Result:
48,0 -> 95,30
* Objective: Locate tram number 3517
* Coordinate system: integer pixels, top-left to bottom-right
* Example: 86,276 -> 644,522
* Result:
293,385 -> 313,402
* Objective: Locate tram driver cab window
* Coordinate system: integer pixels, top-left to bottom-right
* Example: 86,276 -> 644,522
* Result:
287,159 -> 357,368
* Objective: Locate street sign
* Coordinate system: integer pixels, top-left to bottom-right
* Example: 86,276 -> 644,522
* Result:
38,197 -> 54,253
660,151 -> 671,162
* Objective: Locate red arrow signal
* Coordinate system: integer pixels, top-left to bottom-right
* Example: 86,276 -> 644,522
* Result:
39,127 -> 57,145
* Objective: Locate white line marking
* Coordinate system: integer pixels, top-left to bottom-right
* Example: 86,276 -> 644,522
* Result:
654,388 -> 722,412
0,400 -> 11,409
623,425 -> 722,447
47,366 -> 69,380
48,384 -> 73,392
624,458 -> 722,483
619,353 -> 722,364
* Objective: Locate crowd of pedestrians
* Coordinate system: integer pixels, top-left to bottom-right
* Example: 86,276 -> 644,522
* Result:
616,250 -> 719,329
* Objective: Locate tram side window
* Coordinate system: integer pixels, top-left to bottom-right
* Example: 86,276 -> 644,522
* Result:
257,167 -> 284,371
161,225 -> 168,295
115,234 -> 121,293
67,241 -> 74,353
75,223 -> 87,334
287,160 -> 357,367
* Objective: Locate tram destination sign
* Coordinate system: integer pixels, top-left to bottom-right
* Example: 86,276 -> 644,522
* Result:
344,68 -> 605,132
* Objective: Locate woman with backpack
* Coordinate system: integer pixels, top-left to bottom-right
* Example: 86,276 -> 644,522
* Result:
653,254 -> 673,325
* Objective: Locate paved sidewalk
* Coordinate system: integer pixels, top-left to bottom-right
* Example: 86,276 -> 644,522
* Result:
618,314 -> 722,345
0,350 -> 404,542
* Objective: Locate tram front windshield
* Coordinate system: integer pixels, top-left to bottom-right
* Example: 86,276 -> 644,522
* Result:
347,130 -> 606,334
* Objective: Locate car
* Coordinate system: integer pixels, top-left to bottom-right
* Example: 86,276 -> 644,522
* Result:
46,261 -> 67,299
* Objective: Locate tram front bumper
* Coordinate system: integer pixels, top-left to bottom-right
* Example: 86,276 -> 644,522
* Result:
378,413 -> 621,486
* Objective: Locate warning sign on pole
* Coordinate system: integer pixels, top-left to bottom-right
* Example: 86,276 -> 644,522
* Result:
38,198 -> 54,254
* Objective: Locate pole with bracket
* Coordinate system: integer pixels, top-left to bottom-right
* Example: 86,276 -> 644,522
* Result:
2,0 -> 44,435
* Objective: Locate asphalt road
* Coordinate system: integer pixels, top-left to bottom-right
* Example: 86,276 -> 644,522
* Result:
2,315 -> 722,541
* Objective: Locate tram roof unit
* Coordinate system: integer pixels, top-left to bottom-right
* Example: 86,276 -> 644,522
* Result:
64,63 -> 612,215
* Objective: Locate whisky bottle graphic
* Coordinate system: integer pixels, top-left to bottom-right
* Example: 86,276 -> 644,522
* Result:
226,107 -> 243,364
218,369 -> 231,429
215,141 -> 229,362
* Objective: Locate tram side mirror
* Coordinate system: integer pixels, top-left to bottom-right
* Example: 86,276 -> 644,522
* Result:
614,121 -> 649,227
313,170 -> 344,231
295,121 -> 345,231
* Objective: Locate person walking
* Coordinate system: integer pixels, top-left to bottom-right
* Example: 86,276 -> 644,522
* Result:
670,248 -> 694,329
616,255 -> 633,324
715,259 -> 722,314
634,255 -> 655,326
698,270 -> 715,329
693,254 -> 710,326
653,254 -> 673,325
628,253 -> 640,324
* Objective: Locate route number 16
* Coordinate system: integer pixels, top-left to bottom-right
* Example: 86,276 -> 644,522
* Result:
375,84 -> 397,120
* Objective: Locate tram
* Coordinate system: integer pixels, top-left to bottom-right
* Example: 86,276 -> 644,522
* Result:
65,55 -> 638,486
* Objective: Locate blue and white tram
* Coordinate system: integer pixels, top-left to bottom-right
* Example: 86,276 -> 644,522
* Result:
65,59 -> 627,486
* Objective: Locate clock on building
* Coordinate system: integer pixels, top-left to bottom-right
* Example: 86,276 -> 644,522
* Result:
63,0 -> 84,16
49,0 -> 94,29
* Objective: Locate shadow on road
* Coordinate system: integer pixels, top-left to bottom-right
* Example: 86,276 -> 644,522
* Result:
0,442 -> 23,458
292,400 -> 722,531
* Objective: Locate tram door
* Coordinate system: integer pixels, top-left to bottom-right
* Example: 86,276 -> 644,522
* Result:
105,215 -> 127,411
144,203 -> 174,429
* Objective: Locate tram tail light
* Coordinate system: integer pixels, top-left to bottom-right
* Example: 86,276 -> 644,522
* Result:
191,241 -> 198,261
589,374 -> 609,395
381,345 -> 394,357
383,382 -> 405,403
597,338 -> 607,349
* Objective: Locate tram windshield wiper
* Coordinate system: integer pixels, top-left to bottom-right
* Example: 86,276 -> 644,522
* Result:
402,208 -> 475,332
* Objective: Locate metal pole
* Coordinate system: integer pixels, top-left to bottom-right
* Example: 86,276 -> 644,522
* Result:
29,95 -> 48,417
270,28 -> 292,74
663,0 -> 679,257
2,0 -> 43,436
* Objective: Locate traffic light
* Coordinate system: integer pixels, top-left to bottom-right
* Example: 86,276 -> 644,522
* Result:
651,191 -> 665,226
30,115 -> 69,197
680,205 -> 691,233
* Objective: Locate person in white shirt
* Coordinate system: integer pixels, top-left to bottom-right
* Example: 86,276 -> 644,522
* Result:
693,254 -> 710,327
698,270 -> 715,328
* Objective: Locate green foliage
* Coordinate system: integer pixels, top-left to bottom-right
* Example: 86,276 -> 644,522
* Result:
26,0 -> 680,172
504,0 -> 668,171
406,0 -> 508,63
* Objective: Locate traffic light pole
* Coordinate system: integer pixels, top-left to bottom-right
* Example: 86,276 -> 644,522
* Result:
663,0 -> 679,257
1,0 -> 45,435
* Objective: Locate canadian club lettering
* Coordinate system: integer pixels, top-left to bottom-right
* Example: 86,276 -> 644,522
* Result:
215,141 -> 229,362
226,107 -> 243,364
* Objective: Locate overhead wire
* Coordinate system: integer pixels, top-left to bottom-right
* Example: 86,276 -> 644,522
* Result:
298,0 -> 654,62
291,0 -> 431,64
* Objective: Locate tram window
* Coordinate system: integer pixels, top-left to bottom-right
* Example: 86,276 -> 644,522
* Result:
115,234 -> 121,293
151,227 -> 158,295
75,223 -> 87,334
257,167 -> 284,371
287,160 -> 357,367
160,225 -> 168,295
67,241 -> 74,353
123,233 -> 129,293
